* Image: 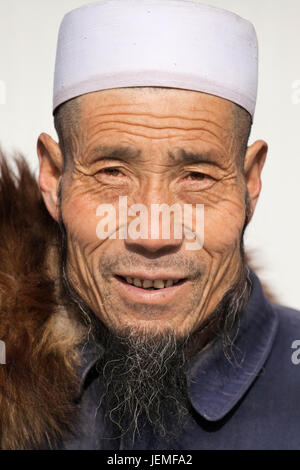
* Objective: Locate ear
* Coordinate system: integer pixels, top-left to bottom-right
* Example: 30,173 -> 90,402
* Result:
37,133 -> 64,222
243,139 -> 268,222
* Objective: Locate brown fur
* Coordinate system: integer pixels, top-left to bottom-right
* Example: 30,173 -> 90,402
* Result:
0,151 -> 276,449
0,150 -> 84,449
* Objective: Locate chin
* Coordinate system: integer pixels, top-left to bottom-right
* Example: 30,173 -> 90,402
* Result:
105,317 -> 192,341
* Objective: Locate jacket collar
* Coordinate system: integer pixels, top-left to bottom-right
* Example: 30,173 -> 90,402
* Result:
77,268 -> 279,421
77,336 -> 104,392
187,268 -> 278,421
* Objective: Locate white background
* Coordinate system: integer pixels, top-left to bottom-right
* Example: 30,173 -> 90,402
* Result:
0,0 -> 299,308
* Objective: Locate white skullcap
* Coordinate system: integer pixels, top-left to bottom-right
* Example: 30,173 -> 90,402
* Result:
53,0 -> 258,117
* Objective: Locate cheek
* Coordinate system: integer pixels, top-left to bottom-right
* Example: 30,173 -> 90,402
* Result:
62,196 -> 102,249
61,174 -> 127,249
203,198 -> 246,253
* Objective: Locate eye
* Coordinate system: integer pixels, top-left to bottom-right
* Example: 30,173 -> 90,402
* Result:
185,172 -> 211,181
187,171 -> 207,180
182,171 -> 216,190
97,167 -> 123,177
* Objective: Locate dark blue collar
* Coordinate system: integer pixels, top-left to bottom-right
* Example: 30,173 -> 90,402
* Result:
77,269 -> 279,421
187,269 -> 278,421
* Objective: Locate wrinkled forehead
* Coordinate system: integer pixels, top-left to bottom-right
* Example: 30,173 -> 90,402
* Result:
79,87 -> 235,130
66,88 -> 238,169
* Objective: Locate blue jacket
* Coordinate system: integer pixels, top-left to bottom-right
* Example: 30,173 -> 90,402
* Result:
61,269 -> 300,450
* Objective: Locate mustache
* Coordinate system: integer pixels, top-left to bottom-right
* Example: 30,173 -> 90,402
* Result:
99,252 -> 204,279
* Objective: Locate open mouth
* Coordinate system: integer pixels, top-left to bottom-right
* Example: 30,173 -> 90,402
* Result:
115,275 -> 187,290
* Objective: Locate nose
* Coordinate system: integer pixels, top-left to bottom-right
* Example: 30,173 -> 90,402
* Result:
124,233 -> 183,256
124,205 -> 184,256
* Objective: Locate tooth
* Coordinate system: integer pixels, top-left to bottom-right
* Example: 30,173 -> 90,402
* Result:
153,280 -> 164,289
165,280 -> 174,287
126,277 -> 133,284
133,278 -> 142,287
143,279 -> 153,289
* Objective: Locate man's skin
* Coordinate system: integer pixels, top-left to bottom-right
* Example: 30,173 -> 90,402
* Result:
37,87 -> 267,340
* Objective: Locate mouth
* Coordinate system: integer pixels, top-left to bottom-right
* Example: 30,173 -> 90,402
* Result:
115,275 -> 187,291
113,274 -> 189,306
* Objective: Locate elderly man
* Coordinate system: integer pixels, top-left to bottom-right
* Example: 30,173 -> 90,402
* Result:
0,0 -> 300,451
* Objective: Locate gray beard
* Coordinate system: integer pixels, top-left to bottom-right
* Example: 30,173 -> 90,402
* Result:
56,189 -> 252,447
94,325 -> 191,446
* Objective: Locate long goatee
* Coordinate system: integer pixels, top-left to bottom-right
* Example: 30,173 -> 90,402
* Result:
95,326 -> 191,447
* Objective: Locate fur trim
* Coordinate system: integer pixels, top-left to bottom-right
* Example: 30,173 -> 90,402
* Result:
0,151 -> 84,449
0,151 -> 276,449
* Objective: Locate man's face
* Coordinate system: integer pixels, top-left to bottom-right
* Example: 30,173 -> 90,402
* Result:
56,88 -> 249,338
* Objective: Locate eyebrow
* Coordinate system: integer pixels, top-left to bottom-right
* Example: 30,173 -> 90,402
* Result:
86,145 -> 141,163
86,145 -> 220,165
168,149 -> 221,164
